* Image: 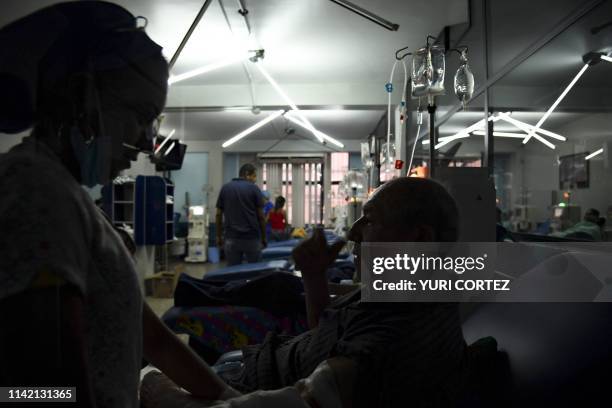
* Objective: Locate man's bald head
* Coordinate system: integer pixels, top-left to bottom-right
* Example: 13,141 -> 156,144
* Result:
368,177 -> 459,242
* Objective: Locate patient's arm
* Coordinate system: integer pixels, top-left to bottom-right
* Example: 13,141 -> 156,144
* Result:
292,229 -> 345,328
143,302 -> 228,400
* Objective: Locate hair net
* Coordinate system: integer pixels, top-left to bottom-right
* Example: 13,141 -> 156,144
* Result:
0,0 -> 167,133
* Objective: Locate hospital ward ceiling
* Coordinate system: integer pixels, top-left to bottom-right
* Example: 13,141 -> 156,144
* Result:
2,0 -> 612,151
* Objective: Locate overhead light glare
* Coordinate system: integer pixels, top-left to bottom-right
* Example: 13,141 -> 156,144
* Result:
601,55 -> 612,63
253,63 -> 324,143
585,148 -> 604,160
222,110 -> 285,148
169,52 -> 253,85
284,114 -> 344,148
524,64 -> 589,143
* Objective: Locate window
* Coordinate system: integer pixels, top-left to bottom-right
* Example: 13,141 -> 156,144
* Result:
331,152 -> 349,210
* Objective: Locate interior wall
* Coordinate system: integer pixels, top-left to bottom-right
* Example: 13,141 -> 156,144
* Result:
171,152 -> 210,220
223,153 -> 240,183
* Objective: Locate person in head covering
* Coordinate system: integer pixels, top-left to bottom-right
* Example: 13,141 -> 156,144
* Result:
0,2 -> 231,406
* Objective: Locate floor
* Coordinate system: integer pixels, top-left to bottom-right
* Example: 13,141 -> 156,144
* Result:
145,260 -> 226,318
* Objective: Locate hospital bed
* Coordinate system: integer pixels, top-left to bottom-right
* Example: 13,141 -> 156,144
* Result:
164,251 -> 354,363
261,230 -> 348,261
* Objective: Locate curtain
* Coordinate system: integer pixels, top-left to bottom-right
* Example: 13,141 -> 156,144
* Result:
292,163 -> 305,228
266,163 -> 282,199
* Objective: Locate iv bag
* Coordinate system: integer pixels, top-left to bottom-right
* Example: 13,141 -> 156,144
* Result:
380,142 -> 396,164
454,50 -> 474,109
346,170 -> 367,190
361,142 -> 373,168
411,45 -> 445,98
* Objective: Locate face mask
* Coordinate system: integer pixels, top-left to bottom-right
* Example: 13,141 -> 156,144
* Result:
70,125 -> 112,187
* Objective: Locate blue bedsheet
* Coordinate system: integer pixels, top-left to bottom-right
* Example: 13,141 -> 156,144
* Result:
203,260 -> 291,281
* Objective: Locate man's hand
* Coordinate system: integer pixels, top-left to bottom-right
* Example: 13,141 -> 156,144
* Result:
293,228 -> 345,275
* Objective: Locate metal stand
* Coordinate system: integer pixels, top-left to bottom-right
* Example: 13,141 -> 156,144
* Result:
427,101 -> 437,178
352,187 -> 358,221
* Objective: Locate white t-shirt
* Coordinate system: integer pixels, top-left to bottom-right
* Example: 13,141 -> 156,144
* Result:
0,138 -> 143,407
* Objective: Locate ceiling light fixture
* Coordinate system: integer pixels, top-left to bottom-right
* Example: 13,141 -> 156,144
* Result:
284,114 -> 345,148
585,148 -> 604,160
601,55 -> 612,63
472,130 -> 527,138
222,110 -> 285,148
164,142 -> 176,157
488,113 -> 565,141
328,0 -> 399,31
434,134 -> 470,149
253,63 -> 324,143
523,64 -> 589,144
168,52 -> 255,85
496,113 -> 557,149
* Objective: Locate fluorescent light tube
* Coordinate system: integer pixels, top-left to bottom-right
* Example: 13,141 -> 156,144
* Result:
527,126 -> 566,141
422,119 -> 484,147
422,135 -> 463,145
601,55 -> 612,63
164,142 -> 176,157
585,148 -> 604,160
472,130 -> 527,138
254,63 -> 324,143
167,129 -> 176,139
497,113 -> 556,149
155,130 -> 175,154
285,114 -> 345,148
434,134 -> 470,149
222,110 -> 285,148
169,52 -> 253,85
524,64 -> 589,143
494,112 -> 565,140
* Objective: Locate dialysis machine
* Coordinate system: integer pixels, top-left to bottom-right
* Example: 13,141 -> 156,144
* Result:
185,206 -> 208,263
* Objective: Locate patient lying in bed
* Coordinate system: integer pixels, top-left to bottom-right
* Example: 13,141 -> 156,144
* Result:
141,357 -> 356,408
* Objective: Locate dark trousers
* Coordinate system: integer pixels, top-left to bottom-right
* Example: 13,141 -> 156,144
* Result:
225,238 -> 262,266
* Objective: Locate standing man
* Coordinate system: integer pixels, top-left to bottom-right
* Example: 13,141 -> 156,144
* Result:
216,164 -> 267,265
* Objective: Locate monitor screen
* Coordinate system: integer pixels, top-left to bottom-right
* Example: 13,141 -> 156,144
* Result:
153,140 -> 187,171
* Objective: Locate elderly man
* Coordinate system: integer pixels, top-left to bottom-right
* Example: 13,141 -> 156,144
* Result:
220,177 -> 467,407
